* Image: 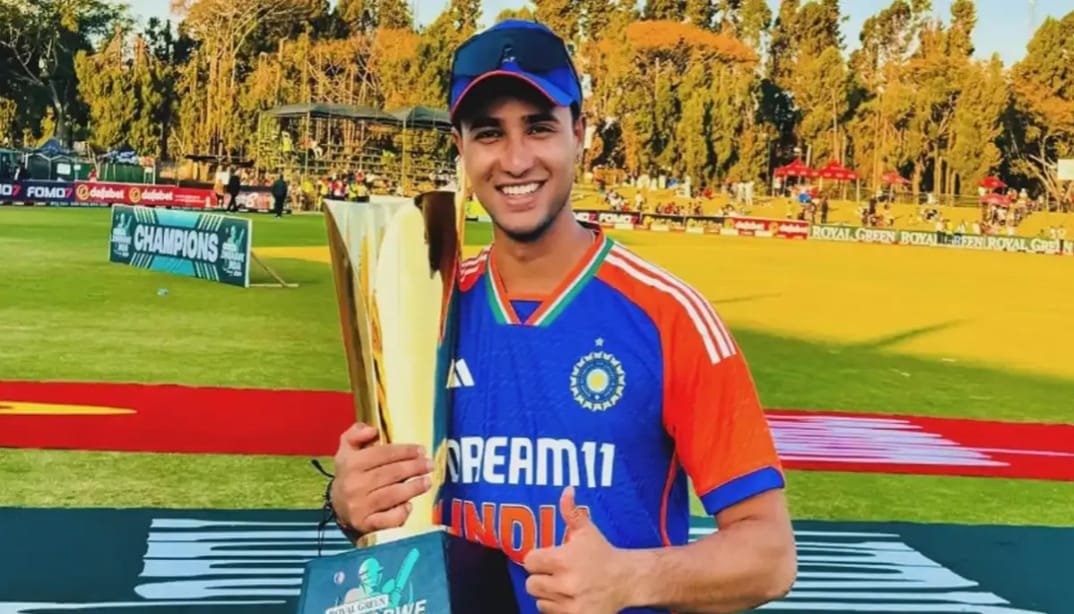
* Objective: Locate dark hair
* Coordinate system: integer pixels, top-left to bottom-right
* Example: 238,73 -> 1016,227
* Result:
451,77 -> 581,130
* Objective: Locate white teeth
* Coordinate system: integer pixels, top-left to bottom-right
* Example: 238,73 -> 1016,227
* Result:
501,183 -> 540,196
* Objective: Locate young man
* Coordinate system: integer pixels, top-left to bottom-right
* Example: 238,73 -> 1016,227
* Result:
330,20 -> 796,614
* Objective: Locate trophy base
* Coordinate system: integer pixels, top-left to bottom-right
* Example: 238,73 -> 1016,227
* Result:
297,528 -> 519,614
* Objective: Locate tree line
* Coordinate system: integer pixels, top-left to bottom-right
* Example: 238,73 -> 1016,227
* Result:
1,0 -> 1073,201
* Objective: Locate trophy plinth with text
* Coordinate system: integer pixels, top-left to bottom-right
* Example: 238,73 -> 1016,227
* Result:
296,187 -> 517,614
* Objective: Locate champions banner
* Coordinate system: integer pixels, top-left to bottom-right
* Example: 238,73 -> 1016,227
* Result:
109,205 -> 252,287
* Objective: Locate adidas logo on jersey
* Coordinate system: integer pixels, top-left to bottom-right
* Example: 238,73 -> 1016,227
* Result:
446,358 -> 474,389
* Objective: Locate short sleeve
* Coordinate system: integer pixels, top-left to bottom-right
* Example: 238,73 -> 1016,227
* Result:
661,303 -> 784,517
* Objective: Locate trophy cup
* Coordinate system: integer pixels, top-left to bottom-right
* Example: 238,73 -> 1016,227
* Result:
297,167 -> 518,614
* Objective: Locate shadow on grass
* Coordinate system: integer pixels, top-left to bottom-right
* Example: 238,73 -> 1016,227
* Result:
852,319 -> 967,352
711,293 -> 783,306
734,325 -> 1074,424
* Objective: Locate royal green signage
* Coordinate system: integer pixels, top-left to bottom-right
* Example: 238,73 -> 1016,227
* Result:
811,223 -> 1069,256
109,204 -> 252,287
950,232 -> 1063,254
0,508 -> 1067,613
810,224 -> 899,244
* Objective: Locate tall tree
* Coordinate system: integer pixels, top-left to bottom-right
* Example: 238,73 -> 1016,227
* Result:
0,97 -> 15,146
766,0 -> 800,89
947,55 -> 1008,195
337,0 -> 412,32
736,0 -> 772,49
74,31 -> 134,152
846,0 -> 932,186
796,46 -> 850,164
901,20 -> 963,195
760,0 -> 798,152
713,0 -> 774,40
579,0 -> 625,42
645,0 -> 686,21
1008,11 -> 1074,203
371,26 -> 423,107
0,0 -> 127,143
142,18 -> 189,159
495,7 -> 537,23
675,61 -> 713,181
685,0 -> 715,30
577,0 -> 636,168
74,21 -> 180,158
796,0 -> 842,58
534,0 -> 580,44
337,0 -> 374,31
945,0 -> 975,58
604,20 -> 757,179
171,0 -> 321,157
450,0 -> 482,31
849,0 -> 918,89
407,0 -> 482,111
379,0 -> 413,30
765,0 -> 844,163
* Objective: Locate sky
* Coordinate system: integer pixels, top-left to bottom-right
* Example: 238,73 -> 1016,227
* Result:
129,0 -> 1071,67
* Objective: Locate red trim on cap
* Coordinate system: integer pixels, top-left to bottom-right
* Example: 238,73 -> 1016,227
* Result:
450,70 -> 558,117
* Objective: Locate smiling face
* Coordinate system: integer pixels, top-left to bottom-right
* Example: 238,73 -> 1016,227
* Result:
453,79 -> 584,244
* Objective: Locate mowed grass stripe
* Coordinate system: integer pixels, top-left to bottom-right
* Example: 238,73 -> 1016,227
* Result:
1,448 -> 1070,527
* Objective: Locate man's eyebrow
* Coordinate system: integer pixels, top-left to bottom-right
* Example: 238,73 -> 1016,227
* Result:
466,110 -> 559,130
468,115 -> 502,129
524,111 -> 559,124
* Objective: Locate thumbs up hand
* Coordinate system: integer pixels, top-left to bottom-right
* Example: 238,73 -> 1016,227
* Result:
522,487 -> 638,614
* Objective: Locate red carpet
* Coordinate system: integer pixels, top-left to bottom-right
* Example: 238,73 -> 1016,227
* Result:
3,381 -> 1073,480
0,381 -> 353,456
769,410 -> 1074,481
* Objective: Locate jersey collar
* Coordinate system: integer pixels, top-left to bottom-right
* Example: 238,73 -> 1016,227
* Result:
485,226 -> 613,327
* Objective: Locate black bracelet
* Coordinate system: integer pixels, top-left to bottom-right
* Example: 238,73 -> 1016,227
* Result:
312,459 -> 362,550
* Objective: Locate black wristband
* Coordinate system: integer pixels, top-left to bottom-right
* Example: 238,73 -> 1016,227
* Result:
312,459 -> 363,547
327,478 -> 363,543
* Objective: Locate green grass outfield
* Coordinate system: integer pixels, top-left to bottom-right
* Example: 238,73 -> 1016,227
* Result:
2,206 -> 1073,526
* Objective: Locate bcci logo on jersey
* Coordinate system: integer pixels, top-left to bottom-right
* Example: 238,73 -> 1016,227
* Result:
325,548 -> 425,614
570,338 -> 625,412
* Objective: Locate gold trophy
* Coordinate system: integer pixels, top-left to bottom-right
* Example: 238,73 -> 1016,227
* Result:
323,184 -> 464,545
300,164 -> 517,614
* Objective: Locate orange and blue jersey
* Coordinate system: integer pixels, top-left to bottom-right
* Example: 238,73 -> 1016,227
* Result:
434,226 -> 784,614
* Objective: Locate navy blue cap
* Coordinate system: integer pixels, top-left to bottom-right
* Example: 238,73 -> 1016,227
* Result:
449,20 -> 583,120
